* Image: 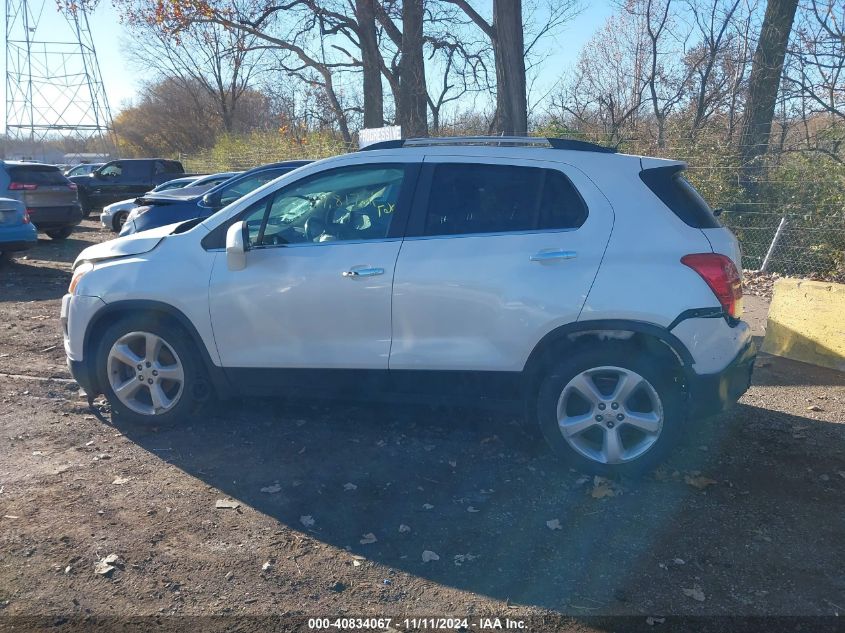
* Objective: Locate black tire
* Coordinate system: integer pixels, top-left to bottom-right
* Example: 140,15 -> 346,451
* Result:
46,227 -> 73,240
95,315 -> 209,426
114,211 -> 129,232
534,343 -> 684,477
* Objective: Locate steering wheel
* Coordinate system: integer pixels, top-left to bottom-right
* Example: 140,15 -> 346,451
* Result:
304,216 -> 326,241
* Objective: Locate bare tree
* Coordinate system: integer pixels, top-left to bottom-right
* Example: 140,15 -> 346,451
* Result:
784,0 -> 845,159
126,19 -> 263,134
740,0 -> 799,170
399,0 -> 428,136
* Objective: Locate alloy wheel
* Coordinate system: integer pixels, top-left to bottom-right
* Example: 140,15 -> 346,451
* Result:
107,331 -> 184,415
556,366 -> 664,464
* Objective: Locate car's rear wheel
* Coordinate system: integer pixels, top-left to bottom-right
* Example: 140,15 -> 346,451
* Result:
46,227 -> 73,240
535,344 -> 684,476
96,316 -> 208,425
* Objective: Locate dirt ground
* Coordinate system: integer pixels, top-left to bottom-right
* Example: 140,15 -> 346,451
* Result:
0,219 -> 843,631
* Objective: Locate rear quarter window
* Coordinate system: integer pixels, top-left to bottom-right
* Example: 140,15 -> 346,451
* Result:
639,166 -> 721,228
8,165 -> 68,185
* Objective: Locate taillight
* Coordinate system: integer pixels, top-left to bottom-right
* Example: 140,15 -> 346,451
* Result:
9,182 -> 38,191
68,182 -> 78,191
681,253 -> 743,318
22,211 -> 31,224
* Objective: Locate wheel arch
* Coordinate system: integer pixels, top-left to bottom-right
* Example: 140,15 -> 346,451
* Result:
522,319 -> 695,396
83,300 -> 232,397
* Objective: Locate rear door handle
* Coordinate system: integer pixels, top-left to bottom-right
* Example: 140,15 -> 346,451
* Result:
530,250 -> 577,262
342,267 -> 385,278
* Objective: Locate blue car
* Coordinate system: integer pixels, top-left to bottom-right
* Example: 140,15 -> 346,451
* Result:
0,198 -> 38,261
120,161 -> 312,236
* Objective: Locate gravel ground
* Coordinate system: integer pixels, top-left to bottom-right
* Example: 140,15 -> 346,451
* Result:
0,220 -> 843,632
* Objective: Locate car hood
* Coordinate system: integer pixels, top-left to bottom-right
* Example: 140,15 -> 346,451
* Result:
73,222 -> 181,268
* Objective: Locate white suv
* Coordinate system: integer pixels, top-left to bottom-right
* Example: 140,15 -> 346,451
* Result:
61,137 -> 755,475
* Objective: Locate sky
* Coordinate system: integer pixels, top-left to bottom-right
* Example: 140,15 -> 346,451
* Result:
1,0 -> 613,131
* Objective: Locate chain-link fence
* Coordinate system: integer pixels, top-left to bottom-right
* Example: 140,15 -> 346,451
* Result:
180,135 -> 845,282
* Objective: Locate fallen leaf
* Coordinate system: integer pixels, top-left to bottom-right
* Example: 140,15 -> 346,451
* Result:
546,519 -> 562,530
343,483 -> 358,491
421,550 -> 440,563
684,475 -> 717,490
806,405 -> 823,412
102,554 -> 119,565
94,562 -> 115,577
590,477 -> 617,499
260,484 -> 281,494
215,499 -> 240,509
359,532 -> 377,545
398,524 -> 411,533
112,477 -> 130,485
300,515 -> 315,527
682,586 -> 706,602
262,561 -> 273,571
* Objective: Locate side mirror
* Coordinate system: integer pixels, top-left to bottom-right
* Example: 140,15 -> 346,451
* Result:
201,192 -> 218,208
226,221 -> 248,271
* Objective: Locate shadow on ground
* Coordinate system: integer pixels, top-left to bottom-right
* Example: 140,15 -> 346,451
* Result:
112,386 -> 845,615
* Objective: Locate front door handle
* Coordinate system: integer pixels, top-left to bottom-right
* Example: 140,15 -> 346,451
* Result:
529,250 -> 577,262
342,267 -> 385,278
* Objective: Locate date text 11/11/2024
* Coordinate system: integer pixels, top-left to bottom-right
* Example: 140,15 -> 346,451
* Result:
307,617 -> 527,630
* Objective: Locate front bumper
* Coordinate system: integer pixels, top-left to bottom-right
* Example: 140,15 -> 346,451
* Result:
61,293 -> 106,393
688,340 -> 756,419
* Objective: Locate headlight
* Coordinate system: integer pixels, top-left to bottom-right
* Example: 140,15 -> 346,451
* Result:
68,262 -> 94,294
127,206 -> 151,222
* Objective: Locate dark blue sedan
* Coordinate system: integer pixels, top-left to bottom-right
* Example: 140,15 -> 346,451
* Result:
120,161 -> 312,236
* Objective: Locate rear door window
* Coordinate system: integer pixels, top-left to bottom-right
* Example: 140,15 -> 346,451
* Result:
423,163 -> 587,237
8,165 -> 68,186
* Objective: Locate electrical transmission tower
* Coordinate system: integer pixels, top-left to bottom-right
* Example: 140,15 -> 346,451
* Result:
4,0 -> 116,161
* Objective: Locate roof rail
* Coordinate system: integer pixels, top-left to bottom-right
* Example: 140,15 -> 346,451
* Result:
359,136 -> 616,153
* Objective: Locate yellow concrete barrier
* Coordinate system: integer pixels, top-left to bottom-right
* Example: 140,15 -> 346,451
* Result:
762,278 -> 845,372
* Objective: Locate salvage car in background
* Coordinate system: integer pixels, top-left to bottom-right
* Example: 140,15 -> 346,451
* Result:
0,198 -> 37,262
101,172 -> 242,232
69,159 -> 188,217
120,162 -> 309,236
1,162 -> 82,240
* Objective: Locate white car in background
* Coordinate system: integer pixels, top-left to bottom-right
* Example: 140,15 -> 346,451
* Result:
100,172 -> 240,231
63,137 -> 755,475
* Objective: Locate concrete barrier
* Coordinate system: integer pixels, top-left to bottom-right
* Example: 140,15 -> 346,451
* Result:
762,278 -> 845,372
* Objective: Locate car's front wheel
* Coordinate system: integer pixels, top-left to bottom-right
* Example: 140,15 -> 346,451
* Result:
535,344 -> 684,476
95,316 -> 208,425
113,211 -> 129,231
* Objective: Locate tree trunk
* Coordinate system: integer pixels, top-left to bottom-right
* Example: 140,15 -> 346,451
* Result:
398,0 -> 428,137
739,0 -> 798,172
355,0 -> 384,128
492,0 -> 527,136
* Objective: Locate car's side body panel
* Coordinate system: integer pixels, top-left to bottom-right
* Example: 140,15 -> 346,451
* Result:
390,154 -> 615,372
